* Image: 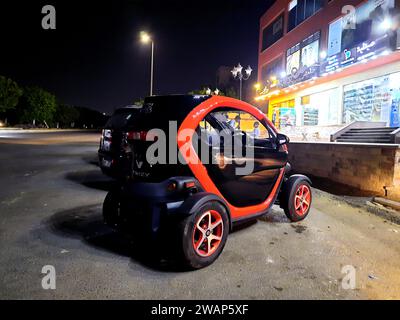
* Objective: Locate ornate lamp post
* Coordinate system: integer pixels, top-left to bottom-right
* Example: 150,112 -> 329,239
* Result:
231,63 -> 252,100
206,88 -> 220,95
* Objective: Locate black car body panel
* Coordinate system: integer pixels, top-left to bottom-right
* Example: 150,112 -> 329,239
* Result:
98,95 -> 211,180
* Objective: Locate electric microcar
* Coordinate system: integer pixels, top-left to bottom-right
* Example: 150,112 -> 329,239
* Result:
102,95 -> 312,269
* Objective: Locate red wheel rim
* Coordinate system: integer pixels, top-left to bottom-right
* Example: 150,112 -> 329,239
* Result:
294,184 -> 311,216
192,210 -> 224,257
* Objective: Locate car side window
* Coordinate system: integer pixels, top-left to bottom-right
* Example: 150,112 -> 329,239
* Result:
210,110 -> 272,141
197,119 -> 220,146
196,108 -> 283,208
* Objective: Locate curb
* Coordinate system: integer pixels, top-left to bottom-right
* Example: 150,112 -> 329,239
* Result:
313,188 -> 400,225
373,197 -> 400,211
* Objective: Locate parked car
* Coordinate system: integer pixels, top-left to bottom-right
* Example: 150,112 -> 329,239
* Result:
102,95 -> 312,269
98,105 -> 142,179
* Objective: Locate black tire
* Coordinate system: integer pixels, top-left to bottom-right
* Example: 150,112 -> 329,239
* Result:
103,187 -> 121,227
283,180 -> 312,222
179,201 -> 229,269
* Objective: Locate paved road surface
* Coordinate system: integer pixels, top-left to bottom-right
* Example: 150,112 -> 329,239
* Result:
0,131 -> 399,299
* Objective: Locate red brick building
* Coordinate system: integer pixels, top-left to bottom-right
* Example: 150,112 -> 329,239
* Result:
256,0 -> 400,138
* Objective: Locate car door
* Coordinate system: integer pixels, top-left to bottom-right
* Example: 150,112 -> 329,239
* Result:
201,108 -> 287,207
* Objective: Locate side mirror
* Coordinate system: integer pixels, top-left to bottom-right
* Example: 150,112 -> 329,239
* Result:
277,133 -> 290,145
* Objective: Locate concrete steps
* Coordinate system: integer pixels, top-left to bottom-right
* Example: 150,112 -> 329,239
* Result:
335,127 -> 398,143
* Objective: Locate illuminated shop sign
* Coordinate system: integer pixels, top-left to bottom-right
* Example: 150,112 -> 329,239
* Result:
324,54 -> 340,73
327,18 -> 342,56
322,0 -> 396,73
301,39 -> 319,68
280,31 -> 320,87
355,34 -> 391,61
322,34 -> 392,73
341,47 -> 356,67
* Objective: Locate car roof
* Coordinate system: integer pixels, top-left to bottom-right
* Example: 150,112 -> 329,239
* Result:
143,94 -> 211,113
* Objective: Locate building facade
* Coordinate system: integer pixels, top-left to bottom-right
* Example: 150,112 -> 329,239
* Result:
256,0 -> 400,139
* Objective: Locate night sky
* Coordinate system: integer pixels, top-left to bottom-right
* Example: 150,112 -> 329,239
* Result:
0,0 -> 274,114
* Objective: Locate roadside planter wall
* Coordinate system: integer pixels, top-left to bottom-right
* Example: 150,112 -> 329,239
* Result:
288,142 -> 400,200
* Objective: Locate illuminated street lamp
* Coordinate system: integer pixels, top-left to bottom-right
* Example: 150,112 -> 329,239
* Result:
254,82 -> 261,95
140,31 -> 155,96
380,17 -> 392,31
231,63 -> 252,100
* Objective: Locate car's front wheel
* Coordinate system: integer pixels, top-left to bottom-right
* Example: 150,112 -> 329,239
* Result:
179,201 -> 229,269
283,180 -> 312,222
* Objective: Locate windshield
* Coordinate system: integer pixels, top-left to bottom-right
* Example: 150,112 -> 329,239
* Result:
105,108 -> 140,129
126,95 -> 211,131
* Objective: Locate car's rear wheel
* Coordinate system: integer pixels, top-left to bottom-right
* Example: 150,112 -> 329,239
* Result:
103,187 -> 121,227
283,180 -> 312,222
179,201 -> 229,269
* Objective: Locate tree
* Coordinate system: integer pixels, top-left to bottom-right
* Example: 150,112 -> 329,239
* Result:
18,86 -> 57,125
188,86 -> 238,99
0,75 -> 23,114
224,87 -> 238,99
55,104 -> 80,127
74,106 -> 108,129
133,98 -> 144,106
188,86 -> 213,95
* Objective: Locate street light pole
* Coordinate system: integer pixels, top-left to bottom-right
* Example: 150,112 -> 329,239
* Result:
150,40 -> 154,96
239,77 -> 242,101
140,31 -> 155,96
231,63 -> 252,100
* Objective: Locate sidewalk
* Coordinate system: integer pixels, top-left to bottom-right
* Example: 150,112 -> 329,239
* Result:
313,188 -> 400,225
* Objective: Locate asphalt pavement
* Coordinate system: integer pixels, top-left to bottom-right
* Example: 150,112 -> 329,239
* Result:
0,130 -> 399,299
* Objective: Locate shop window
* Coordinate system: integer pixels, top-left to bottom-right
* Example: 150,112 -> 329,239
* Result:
300,89 -> 339,126
301,95 -> 310,105
297,0 -> 305,25
261,13 -> 284,51
343,73 -> 400,126
288,2 -> 296,31
288,0 -> 323,32
301,95 -> 317,126
261,57 -> 283,83
305,0 -> 314,19
271,99 -> 296,129
314,0 -> 323,12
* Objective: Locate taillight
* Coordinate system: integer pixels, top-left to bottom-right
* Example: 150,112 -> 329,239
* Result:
100,129 -> 112,151
185,181 -> 198,194
126,131 -> 157,141
185,181 -> 196,188
102,129 -> 112,139
126,131 -> 147,141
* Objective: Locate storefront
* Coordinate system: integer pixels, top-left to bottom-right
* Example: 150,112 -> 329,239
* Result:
257,0 -> 400,132
270,99 -> 296,128
342,72 -> 400,126
266,67 -> 400,130
300,88 -> 340,126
